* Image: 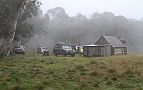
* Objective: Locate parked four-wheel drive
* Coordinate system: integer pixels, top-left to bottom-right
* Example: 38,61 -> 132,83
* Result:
53,42 -> 76,57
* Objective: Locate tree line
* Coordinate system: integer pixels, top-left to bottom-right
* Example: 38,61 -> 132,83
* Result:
27,7 -> 143,53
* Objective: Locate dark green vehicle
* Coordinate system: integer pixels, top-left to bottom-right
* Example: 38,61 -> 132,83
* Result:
53,42 -> 76,57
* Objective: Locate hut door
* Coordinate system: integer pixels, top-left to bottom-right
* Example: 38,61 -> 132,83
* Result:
105,45 -> 112,56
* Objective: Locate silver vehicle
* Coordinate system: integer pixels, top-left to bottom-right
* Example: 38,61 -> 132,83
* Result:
14,45 -> 25,54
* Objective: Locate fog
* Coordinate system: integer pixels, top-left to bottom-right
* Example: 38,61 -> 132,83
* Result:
23,6 -> 143,53
40,0 -> 143,19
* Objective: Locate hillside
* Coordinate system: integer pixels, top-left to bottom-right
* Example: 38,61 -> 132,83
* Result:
0,55 -> 143,90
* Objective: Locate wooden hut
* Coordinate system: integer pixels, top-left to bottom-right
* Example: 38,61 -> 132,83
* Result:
95,35 -> 127,56
83,35 -> 127,57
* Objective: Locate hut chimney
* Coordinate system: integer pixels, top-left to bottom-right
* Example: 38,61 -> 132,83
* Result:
120,40 -> 126,45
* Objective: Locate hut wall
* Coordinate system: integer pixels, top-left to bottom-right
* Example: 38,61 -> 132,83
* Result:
83,46 -> 98,57
124,47 -> 127,55
114,47 -> 127,55
95,46 -> 104,57
0,38 -> 3,46
104,45 -> 112,56
83,46 -> 89,56
83,45 -> 127,57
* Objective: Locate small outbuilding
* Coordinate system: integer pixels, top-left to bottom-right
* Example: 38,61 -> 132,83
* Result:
83,44 -> 105,57
83,35 -> 127,57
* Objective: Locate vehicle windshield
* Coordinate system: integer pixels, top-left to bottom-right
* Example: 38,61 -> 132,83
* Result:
42,47 -> 47,49
15,46 -> 20,48
62,46 -> 72,50
15,45 -> 24,49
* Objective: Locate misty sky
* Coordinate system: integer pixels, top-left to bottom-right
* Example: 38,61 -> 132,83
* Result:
40,0 -> 143,19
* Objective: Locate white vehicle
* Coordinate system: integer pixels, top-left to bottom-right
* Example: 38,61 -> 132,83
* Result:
37,47 -> 49,55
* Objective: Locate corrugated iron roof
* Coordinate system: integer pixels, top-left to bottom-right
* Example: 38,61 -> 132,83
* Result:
83,44 -> 99,47
103,35 -> 126,47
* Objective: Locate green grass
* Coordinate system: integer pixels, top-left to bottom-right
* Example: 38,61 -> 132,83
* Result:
0,55 -> 143,90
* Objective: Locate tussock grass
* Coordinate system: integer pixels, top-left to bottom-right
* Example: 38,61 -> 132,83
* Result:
0,55 -> 143,90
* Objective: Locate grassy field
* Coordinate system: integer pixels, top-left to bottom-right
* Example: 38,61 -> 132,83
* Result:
0,55 -> 143,90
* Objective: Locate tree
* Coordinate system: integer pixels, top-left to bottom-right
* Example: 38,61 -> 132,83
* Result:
0,0 -> 41,56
